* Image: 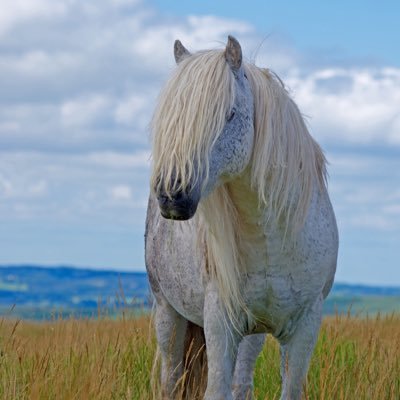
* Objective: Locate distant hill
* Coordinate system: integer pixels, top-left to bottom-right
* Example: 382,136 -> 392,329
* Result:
0,265 -> 149,319
1,265 -> 399,319
323,282 -> 400,315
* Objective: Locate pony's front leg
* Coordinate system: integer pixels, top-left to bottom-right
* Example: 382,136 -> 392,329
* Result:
232,333 -> 266,400
204,284 -> 241,400
155,299 -> 187,400
279,298 -> 323,400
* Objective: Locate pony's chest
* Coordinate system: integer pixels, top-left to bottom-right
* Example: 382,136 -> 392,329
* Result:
243,262 -> 315,338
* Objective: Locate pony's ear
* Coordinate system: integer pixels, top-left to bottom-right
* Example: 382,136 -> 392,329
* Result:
225,35 -> 242,72
174,40 -> 191,64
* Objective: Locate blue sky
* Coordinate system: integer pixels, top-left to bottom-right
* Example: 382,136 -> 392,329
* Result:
0,0 -> 399,286
152,0 -> 400,67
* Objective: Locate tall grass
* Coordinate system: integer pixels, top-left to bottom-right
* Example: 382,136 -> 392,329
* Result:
253,313 -> 400,399
0,316 -> 156,399
0,313 -> 399,399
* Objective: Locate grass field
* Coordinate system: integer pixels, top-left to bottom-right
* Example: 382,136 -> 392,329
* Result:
0,313 -> 399,399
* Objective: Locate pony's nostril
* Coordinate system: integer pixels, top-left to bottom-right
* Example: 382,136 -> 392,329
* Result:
158,192 -> 170,205
158,190 -> 186,205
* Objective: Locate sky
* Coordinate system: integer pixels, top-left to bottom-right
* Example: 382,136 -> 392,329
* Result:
0,0 -> 399,286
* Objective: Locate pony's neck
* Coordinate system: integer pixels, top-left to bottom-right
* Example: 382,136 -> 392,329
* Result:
226,169 -> 260,227
225,168 -> 269,263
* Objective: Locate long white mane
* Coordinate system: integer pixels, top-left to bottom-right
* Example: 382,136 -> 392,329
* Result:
151,49 -> 327,326
151,51 -> 235,196
245,63 -> 327,232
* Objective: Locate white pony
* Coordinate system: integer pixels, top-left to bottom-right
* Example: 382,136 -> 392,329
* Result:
145,36 -> 338,399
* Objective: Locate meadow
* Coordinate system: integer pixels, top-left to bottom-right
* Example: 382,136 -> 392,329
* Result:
0,313 -> 399,399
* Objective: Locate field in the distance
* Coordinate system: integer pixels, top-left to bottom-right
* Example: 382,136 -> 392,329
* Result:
1,314 -> 399,399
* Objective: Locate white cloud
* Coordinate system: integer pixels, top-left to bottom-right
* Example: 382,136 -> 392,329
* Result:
114,95 -> 152,128
110,185 -> 133,201
383,204 -> 400,215
86,151 -> 150,168
0,150 -> 150,225
0,0 -> 66,35
0,172 -> 47,200
0,0 -> 399,267
389,115 -> 400,144
286,67 -> 400,145
27,180 -> 48,197
327,151 -> 400,232
0,50 -> 79,80
0,174 -> 13,198
1,0 -> 399,154
110,0 -> 141,5
61,95 -> 111,127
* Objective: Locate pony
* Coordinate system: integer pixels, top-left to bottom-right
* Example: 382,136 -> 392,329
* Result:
145,36 -> 338,400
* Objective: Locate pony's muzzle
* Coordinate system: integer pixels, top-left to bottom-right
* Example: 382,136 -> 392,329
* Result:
157,190 -> 199,221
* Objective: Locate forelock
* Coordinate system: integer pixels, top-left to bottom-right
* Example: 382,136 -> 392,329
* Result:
151,50 -> 235,195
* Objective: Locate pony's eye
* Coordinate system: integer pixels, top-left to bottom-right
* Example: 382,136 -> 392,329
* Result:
227,109 -> 236,122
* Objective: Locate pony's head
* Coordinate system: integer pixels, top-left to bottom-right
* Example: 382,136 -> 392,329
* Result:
151,36 -> 254,220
